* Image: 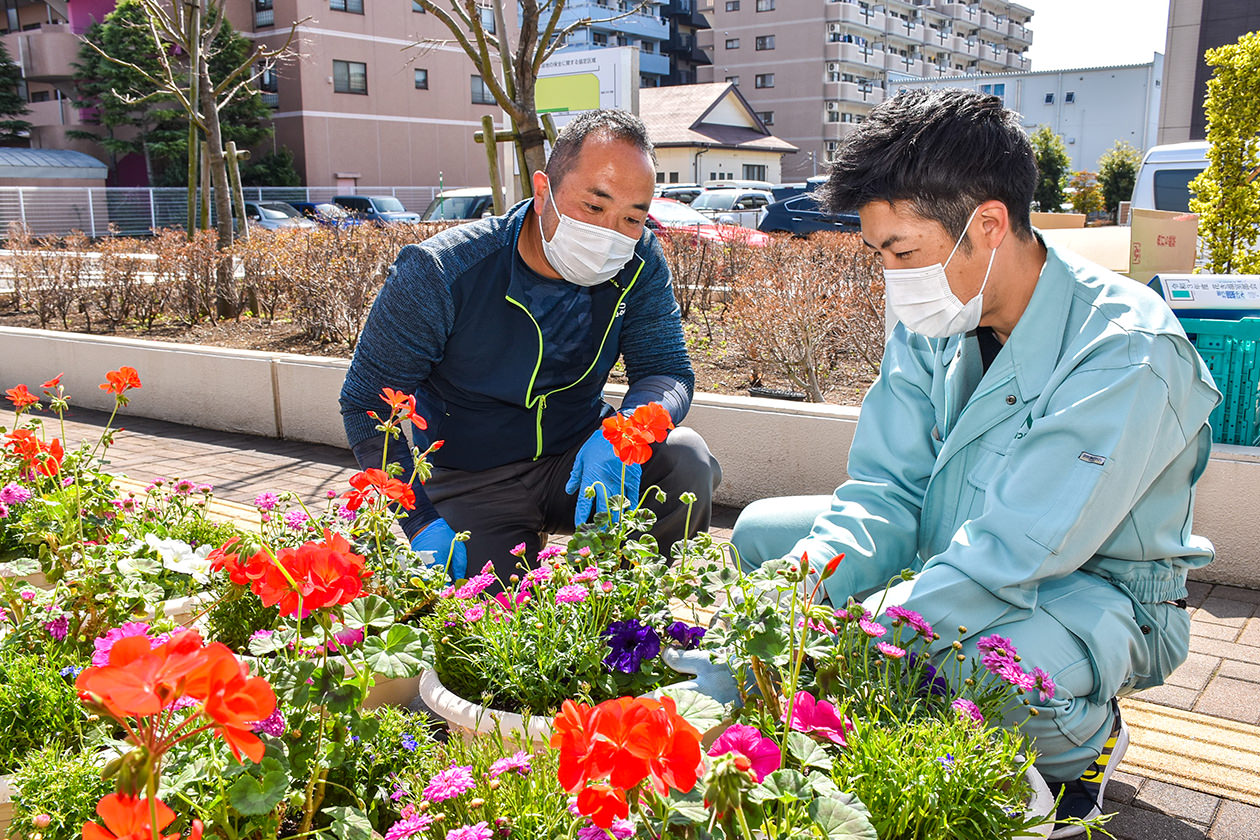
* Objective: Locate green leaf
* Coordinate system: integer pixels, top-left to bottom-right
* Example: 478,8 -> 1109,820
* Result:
362,624 -> 432,678
226,758 -> 289,816
657,687 -> 726,734
249,628 -> 296,656
0,556 -> 40,578
747,769 -> 811,805
664,788 -> 710,825
343,594 -> 394,630
808,794 -> 878,840
265,659 -> 317,706
325,806 -> 373,840
785,731 -> 834,771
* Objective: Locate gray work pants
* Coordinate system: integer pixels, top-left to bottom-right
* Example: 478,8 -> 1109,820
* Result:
425,426 -> 721,581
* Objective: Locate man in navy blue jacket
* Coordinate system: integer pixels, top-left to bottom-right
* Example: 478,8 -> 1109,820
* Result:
340,110 -> 720,580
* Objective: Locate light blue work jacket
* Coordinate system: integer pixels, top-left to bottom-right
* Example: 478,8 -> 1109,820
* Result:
797,239 -> 1221,656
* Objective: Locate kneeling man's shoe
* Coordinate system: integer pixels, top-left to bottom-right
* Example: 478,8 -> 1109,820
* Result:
1048,700 -> 1128,839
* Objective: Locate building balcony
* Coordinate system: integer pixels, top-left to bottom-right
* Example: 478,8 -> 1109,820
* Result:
660,0 -> 710,29
825,41 -> 885,68
974,54 -> 1005,73
884,16 -> 921,41
822,121 -> 860,142
950,35 -> 977,57
977,10 -> 1003,36
1006,20 -> 1031,45
639,50 -> 671,77
3,24 -> 80,82
1005,50 -> 1028,71
824,2 -> 884,32
825,80 -> 885,105
885,54 -> 927,76
24,95 -> 75,128
565,2 -> 670,41
937,3 -> 977,23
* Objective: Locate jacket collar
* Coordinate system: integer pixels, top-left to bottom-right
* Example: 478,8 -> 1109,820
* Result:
1001,236 -> 1073,402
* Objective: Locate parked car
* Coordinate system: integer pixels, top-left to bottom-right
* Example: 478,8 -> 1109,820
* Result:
289,201 -> 362,229
1129,141 -> 1208,215
690,188 -> 774,228
332,195 -> 422,225
770,175 -> 828,202
656,183 -> 704,204
646,197 -> 770,247
701,178 -> 774,192
757,194 -> 860,236
420,187 -> 496,221
242,200 -> 317,231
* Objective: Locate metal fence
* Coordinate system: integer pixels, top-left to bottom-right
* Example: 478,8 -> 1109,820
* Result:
0,186 -> 447,238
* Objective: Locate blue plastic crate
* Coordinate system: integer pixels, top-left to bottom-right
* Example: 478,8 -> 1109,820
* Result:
1179,317 -> 1260,446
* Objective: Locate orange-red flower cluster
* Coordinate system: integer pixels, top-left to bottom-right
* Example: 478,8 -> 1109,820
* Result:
601,403 -> 675,466
100,366 -> 142,397
83,793 -> 202,840
550,696 -> 702,828
209,530 -> 370,618
76,629 -> 275,763
380,387 -> 427,431
4,428 -> 65,476
341,468 -> 416,512
5,383 -> 39,410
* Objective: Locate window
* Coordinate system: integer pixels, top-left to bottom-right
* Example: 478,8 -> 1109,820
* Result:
1065,91 -> 1076,103
330,0 -> 363,14
479,5 -> 495,33
254,0 -> 274,26
725,75 -> 740,85
593,31 -> 608,45
412,0 -> 425,10
755,35 -> 774,50
669,172 -> 680,183
725,0 -> 739,9
725,37 -> 739,48
754,73 -> 774,88
258,65 -> 278,93
29,90 -> 49,103
333,60 -> 367,94
471,74 -> 495,104
414,68 -> 428,89
1044,92 -> 1054,104
755,111 -> 773,125
656,172 -> 665,183
826,110 -> 840,123
756,0 -> 773,9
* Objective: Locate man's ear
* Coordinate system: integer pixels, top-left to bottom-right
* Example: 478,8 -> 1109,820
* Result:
977,199 -> 1010,248
532,170 -> 549,215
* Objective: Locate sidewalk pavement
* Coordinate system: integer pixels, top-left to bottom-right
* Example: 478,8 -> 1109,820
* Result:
57,406 -> 1260,840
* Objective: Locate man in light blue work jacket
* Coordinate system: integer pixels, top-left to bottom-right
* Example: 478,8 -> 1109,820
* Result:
731,89 -> 1221,838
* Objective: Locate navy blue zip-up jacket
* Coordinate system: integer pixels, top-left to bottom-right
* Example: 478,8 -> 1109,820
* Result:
340,199 -> 694,537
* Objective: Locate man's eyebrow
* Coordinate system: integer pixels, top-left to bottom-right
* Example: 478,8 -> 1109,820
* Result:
861,233 -> 906,250
589,186 -> 650,213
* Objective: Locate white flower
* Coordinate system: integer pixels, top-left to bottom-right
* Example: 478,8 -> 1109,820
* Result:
144,533 -> 214,582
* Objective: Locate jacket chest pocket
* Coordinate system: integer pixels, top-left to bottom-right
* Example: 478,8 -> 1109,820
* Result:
960,443 -> 1007,522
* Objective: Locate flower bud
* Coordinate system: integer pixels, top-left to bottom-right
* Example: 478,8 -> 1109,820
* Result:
469,799 -> 484,809
33,814 -> 51,829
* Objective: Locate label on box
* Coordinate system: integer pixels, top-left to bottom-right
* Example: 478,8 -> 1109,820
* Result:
1157,274 -> 1260,308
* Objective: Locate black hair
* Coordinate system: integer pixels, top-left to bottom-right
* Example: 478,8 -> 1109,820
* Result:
544,109 -> 656,187
817,88 -> 1037,248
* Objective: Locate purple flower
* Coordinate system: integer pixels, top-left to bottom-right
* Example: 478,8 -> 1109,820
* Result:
400,732 -> 419,753
912,655 -> 950,697
445,823 -> 491,840
885,605 -> 934,638
93,622 -> 155,667
603,619 -> 661,674
422,764 -> 476,802
663,621 -> 706,650
383,814 -> 434,840
45,615 -> 69,641
0,483 -> 32,505
336,505 -> 357,523
251,708 -> 287,737
555,585 -> 588,604
488,750 -> 531,778
284,509 -> 310,531
578,820 -> 634,840
254,492 -> 280,511
951,698 -> 984,723
0,501 -> 8,519
1030,667 -> 1057,703
455,573 -> 495,600
976,634 -> 1015,656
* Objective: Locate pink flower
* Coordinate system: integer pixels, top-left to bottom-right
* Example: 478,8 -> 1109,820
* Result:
510,543 -> 527,557
876,642 -> 905,659
951,698 -> 984,723
885,605 -> 934,638
493,590 -> 530,612
463,604 -> 486,623
601,581 -> 615,593
488,750 -> 531,778
570,566 -> 600,583
384,814 -> 434,840
858,618 -> 886,638
521,565 -> 552,590
783,691 -> 851,745
577,546 -> 592,557
422,765 -> 476,803
537,545 -> 564,562
976,634 -> 1015,656
454,573 -> 495,600
577,819 -> 634,840
1030,667 -> 1057,703
92,622 -> 156,667
707,724 -> 782,782
329,626 -> 365,652
444,822 -> 490,840
555,585 -> 588,604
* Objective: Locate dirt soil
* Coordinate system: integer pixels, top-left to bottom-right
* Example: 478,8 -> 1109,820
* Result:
0,307 -> 877,405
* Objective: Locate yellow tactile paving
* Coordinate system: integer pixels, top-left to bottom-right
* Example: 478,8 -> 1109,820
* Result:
115,476 -> 262,529
1120,697 -> 1260,806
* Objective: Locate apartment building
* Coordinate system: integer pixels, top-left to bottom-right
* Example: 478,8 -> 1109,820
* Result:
1159,0 -> 1260,144
697,0 -> 1034,179
660,0 -> 711,86
551,0 -> 671,87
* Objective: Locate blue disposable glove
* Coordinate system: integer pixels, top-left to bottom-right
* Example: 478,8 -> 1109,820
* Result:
410,518 -> 468,580
565,429 -> 641,528
662,647 -> 742,706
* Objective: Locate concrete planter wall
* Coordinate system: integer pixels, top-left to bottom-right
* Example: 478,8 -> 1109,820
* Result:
1,326 -> 1256,588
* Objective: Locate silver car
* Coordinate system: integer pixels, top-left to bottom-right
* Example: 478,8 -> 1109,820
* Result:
243,201 -> 318,231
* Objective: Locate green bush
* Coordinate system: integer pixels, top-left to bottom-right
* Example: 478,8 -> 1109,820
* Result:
0,649 -> 87,773
10,745 -> 113,840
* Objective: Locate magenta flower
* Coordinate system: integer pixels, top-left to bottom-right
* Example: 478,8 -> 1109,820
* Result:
570,566 -> 600,583
951,698 -> 984,723
45,615 -> 69,641
858,618 -> 886,638
455,573 -> 496,600
577,546 -> 592,557
510,543 -> 527,557
329,626 -> 365,652
522,565 -> 553,589
876,641 -> 906,659
0,501 -> 8,519
251,708 -> 287,737
707,724 -> 782,782
488,750 -> 532,778
422,765 -> 476,803
537,545 -> 564,562
577,820 -> 634,840
445,822 -> 491,840
92,622 -> 156,667
1030,667 -> 1057,703
556,585 -> 589,604
783,691 -> 851,745
885,605 -> 934,638
173,478 -> 196,495
0,483 -> 31,505
463,604 -> 486,623
976,634 -> 1015,656
253,492 -> 280,511
384,814 -> 434,840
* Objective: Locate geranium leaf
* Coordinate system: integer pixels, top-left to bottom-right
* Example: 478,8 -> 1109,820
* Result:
657,686 -> 726,734
664,788 -> 709,825
343,594 -> 394,630
226,758 -> 289,816
325,806 -> 373,840
0,556 -> 40,577
249,628 -> 295,656
786,731 -> 834,771
808,794 -> 878,840
363,624 -> 432,678
747,769 -> 811,804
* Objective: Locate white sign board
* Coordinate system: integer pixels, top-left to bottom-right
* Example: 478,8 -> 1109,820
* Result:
538,45 -> 640,129
1157,274 -> 1260,310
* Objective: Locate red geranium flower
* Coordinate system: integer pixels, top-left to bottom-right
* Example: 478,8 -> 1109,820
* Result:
575,783 -> 628,829
380,386 -> 427,430
41,373 -> 63,389
5,384 -> 39,409
341,468 -> 416,512
183,643 -> 276,763
601,402 -> 675,466
207,538 -> 248,585
100,366 -> 142,396
4,428 -> 65,477
248,530 -> 371,617
82,793 -> 201,840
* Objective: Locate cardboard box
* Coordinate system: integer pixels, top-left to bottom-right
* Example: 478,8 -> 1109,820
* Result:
1038,208 -> 1198,283
1030,211 -> 1086,229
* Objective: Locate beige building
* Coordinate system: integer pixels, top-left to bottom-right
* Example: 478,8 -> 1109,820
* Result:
697,0 -> 1034,179
640,81 -> 797,184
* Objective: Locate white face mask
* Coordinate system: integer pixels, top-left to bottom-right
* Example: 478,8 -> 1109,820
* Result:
537,176 -> 639,287
883,206 -> 1000,338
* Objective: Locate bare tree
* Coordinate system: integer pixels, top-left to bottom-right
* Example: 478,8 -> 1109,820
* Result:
411,0 -> 646,195
86,0 -> 302,316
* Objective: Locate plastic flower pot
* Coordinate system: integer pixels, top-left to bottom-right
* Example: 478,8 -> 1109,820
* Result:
145,591 -> 216,628
417,668 -> 556,749
363,674 -> 420,710
1023,764 -> 1056,839
0,772 -> 15,837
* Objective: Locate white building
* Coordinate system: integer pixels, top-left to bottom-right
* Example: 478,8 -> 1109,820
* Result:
891,54 -> 1164,172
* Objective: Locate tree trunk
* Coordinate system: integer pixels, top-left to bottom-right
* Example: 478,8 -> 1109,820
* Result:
515,104 -> 548,189
199,60 -> 236,319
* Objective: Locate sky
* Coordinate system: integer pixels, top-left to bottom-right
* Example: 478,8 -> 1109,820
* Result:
1019,0 -> 1171,71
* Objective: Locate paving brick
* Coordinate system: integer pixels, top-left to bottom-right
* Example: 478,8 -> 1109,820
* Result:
1188,635 -> 1260,664
1208,800 -> 1260,839
1135,780 -> 1221,825
1131,682 -> 1201,710
1194,596 -> 1256,627
1218,660 -> 1260,683
1191,621 -> 1240,642
1209,585 -> 1260,606
1186,580 -> 1213,608
1238,617 -> 1260,649
1165,652 -> 1220,691
1192,677 -> 1260,724
1103,802 -> 1208,840
1108,770 -> 1144,805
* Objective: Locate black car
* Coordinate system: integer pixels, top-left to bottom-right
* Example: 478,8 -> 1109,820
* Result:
757,194 -> 860,235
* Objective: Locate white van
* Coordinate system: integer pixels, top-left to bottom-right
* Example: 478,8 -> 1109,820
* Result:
1129,141 -> 1209,214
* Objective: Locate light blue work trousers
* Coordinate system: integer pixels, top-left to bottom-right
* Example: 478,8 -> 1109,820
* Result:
731,495 -> 1192,783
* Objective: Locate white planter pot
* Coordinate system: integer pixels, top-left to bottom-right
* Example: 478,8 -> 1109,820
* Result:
417,669 -> 555,749
363,674 -> 420,710
147,591 -> 216,628
1023,765 -> 1055,839
0,772 -> 15,837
